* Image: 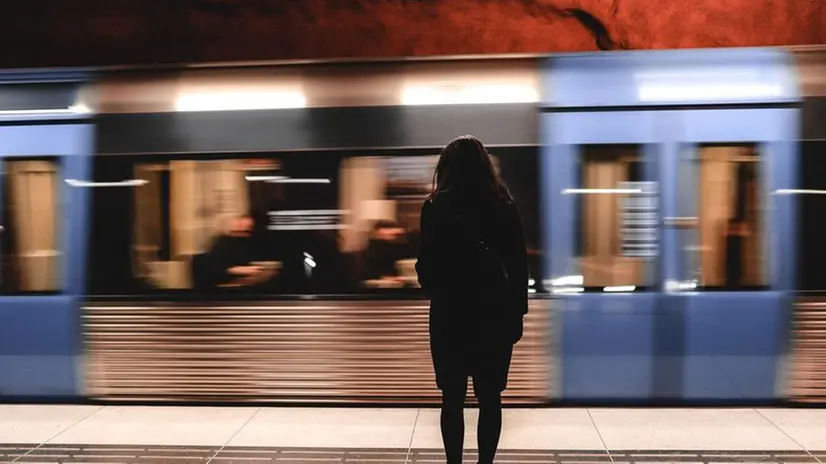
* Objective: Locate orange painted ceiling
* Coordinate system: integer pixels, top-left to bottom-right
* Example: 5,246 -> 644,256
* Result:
1,0 -> 824,68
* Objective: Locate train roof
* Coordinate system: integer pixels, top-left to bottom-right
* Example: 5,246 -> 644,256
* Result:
0,44 -> 821,80
0,45 -> 823,118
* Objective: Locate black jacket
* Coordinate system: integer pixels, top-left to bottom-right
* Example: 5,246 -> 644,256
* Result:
415,192 -> 529,344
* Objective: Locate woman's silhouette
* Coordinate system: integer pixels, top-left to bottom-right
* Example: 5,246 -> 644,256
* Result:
416,135 -> 529,464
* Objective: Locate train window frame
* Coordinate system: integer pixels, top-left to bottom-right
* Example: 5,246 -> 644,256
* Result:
676,143 -> 769,292
0,156 -> 64,295
85,146 -> 544,300
569,144 -> 658,293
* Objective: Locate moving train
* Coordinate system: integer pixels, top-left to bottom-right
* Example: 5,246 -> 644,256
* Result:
1,45 -> 825,405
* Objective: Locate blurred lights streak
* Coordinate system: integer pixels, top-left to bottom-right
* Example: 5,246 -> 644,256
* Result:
775,189 -> 826,195
400,84 -> 539,106
65,179 -> 148,187
563,188 -> 642,195
603,285 -> 636,293
0,103 -> 91,116
174,91 -> 307,111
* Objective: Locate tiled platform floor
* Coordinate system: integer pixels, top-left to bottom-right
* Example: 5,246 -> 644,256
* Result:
1,406 -> 825,463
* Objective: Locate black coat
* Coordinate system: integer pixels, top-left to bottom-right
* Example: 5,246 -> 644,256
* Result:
415,192 -> 529,348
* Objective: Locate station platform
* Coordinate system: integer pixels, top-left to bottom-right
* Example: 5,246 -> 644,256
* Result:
1,406 -> 825,463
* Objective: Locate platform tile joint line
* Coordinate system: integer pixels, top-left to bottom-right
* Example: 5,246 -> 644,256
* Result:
2,445 -> 826,464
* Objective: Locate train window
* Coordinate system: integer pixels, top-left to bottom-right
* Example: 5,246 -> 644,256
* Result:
574,145 -> 655,290
0,159 -> 62,293
89,155 -> 342,295
87,148 -> 542,297
681,144 -> 766,289
797,142 -> 826,291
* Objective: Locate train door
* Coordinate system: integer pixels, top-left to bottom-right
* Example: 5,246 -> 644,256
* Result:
0,121 -> 93,398
543,48 -> 799,402
664,107 -> 796,401
543,110 -> 663,400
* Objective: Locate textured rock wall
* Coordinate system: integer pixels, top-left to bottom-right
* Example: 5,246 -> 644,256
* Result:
0,0 -> 823,68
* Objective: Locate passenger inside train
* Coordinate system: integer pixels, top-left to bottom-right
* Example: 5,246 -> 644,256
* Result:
724,216 -> 750,288
195,214 -> 276,290
723,161 -> 757,289
362,219 -> 411,288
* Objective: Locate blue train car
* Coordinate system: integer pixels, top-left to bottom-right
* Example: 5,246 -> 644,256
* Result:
0,47 -> 821,404
0,73 -> 94,398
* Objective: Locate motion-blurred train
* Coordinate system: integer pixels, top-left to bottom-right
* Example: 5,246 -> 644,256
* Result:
1,45 -> 826,405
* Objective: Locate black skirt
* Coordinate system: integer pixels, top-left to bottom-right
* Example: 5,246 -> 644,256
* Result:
429,304 -> 515,396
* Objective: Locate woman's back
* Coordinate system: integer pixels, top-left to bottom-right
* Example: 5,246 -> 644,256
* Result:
417,191 -> 529,352
416,135 -> 529,464
418,191 -> 521,298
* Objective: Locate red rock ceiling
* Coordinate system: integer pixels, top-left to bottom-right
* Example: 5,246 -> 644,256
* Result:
1,0 -> 823,68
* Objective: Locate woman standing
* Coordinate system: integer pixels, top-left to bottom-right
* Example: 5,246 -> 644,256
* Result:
416,135 -> 529,464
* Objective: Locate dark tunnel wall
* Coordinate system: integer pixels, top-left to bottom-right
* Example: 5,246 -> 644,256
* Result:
0,0 -> 824,68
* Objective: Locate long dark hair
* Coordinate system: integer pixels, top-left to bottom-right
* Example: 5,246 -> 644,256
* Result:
427,135 -> 511,202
